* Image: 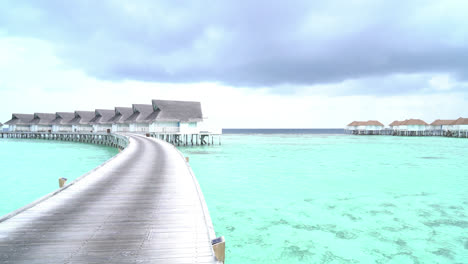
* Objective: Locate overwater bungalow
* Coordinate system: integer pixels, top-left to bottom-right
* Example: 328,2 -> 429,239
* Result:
110,107 -> 133,132
90,109 -> 115,133
69,111 -> 95,132
402,119 -> 428,131
4,114 -> 34,132
125,104 -> 154,132
346,120 -> 384,134
389,121 -> 402,130
149,100 -> 203,134
51,112 -> 75,132
30,113 -> 56,132
451,117 -> 468,131
429,119 -> 454,131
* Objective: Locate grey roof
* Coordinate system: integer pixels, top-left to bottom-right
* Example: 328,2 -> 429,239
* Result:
90,109 -> 115,124
109,107 -> 134,124
4,114 -> 34,125
124,104 -> 154,124
0,122 -> 3,126
68,111 -> 96,125
151,99 -> 203,122
31,113 -> 56,125
51,112 -> 75,125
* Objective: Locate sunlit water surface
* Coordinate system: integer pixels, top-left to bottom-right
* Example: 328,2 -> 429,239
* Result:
181,134 -> 468,263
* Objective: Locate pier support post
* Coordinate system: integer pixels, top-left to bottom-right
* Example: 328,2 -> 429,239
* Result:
212,236 -> 225,263
58,177 -> 67,188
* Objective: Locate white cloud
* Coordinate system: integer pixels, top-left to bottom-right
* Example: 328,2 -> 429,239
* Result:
1,37 -> 468,129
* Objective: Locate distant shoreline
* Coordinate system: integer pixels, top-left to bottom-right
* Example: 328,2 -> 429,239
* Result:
222,128 -> 345,134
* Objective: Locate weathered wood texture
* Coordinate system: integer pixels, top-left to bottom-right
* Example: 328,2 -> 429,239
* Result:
0,135 -> 219,264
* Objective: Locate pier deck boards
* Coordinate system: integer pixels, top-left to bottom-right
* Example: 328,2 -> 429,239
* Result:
0,134 -> 218,263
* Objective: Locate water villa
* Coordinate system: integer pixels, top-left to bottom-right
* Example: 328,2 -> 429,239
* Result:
110,107 -> 133,132
346,117 -> 468,138
69,111 -> 95,132
126,104 -> 154,132
51,112 -> 75,132
90,109 -> 115,133
346,120 -> 384,135
2,99 -> 221,146
4,114 -> 33,132
30,113 -> 56,132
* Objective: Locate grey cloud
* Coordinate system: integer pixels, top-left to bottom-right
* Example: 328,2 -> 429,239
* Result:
1,0 -> 468,93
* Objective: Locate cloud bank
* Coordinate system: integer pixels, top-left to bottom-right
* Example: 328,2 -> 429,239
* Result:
1,0 -> 468,94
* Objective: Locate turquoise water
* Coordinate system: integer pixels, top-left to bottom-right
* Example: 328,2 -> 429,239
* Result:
0,138 -> 118,217
180,134 -> 468,263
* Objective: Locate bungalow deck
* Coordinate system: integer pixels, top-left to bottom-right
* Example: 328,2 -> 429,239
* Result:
0,133 -> 222,263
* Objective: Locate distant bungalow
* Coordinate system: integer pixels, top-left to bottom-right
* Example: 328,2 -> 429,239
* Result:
69,111 -> 95,132
150,100 -> 203,134
51,112 -> 75,132
0,122 -> 3,131
110,107 -> 133,132
346,120 -> 384,134
429,119 -> 454,131
90,109 -> 115,133
2,99 -> 207,136
452,117 -> 468,131
30,113 -> 56,132
4,114 -> 33,132
400,119 -> 428,132
125,104 -> 154,132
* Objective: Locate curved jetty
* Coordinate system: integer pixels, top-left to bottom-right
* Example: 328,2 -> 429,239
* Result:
0,134 -> 219,263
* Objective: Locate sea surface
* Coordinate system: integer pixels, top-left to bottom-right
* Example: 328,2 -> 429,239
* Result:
0,138 -> 117,217
180,131 -> 468,263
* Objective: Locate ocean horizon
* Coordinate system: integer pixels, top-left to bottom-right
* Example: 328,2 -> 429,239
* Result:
222,128 -> 345,134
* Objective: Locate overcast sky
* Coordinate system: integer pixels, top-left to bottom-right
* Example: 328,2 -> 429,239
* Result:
1,0 -> 468,128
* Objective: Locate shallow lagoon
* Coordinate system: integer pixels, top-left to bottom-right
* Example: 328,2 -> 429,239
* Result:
0,138 -> 117,217
181,134 -> 468,263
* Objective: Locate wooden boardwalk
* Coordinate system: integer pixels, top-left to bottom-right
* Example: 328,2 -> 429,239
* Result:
0,134 -> 219,263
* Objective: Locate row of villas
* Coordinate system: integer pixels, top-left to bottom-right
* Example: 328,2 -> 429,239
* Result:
346,117 -> 468,136
3,99 -> 205,134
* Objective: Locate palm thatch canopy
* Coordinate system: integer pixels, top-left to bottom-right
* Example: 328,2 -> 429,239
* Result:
90,109 -> 115,124
68,111 -> 95,124
4,114 -> 34,125
150,100 -> 203,122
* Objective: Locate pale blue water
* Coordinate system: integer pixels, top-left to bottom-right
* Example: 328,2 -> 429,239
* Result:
181,134 -> 468,263
0,138 -> 117,217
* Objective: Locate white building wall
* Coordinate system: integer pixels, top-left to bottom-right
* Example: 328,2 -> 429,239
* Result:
150,121 -> 180,133
53,125 -> 72,132
73,124 -> 93,132
93,124 -> 112,133
130,123 -> 149,132
407,125 -> 427,131
112,124 -> 130,132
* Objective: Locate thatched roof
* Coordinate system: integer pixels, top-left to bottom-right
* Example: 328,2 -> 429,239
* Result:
430,119 -> 455,126
109,107 -> 133,124
452,117 -> 468,125
4,114 -> 34,125
124,104 -> 154,124
389,120 -> 401,126
401,119 -> 428,125
68,111 -> 95,124
90,109 -> 115,124
31,113 -> 56,125
347,120 -> 384,126
0,122 -> 3,126
51,112 -> 75,125
150,100 -> 203,122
